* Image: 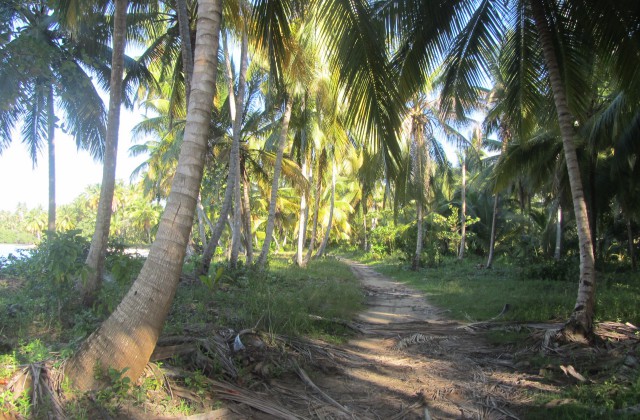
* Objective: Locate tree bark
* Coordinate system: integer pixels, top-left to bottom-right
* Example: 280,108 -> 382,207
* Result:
315,159 -> 336,258
83,0 -> 128,306
412,204 -> 423,270
554,204 -> 562,260
66,0 -> 222,390
305,163 -> 322,264
47,84 -> 56,232
230,30 -> 248,268
531,0 -> 596,340
296,156 -> 309,266
176,0 -> 193,105
458,153 -> 466,260
486,194 -> 499,268
257,96 -> 293,268
241,154 -> 254,264
627,217 -> 636,270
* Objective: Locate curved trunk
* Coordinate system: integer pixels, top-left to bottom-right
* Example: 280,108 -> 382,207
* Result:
531,0 -> 596,339
83,0 -> 128,306
198,34 -> 244,276
67,0 -> 222,390
486,194 -> 499,268
458,154 -> 466,260
315,159 -> 336,259
257,96 -> 293,268
47,84 -> 56,232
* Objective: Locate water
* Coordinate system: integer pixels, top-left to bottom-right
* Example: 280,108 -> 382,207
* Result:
0,244 -> 34,259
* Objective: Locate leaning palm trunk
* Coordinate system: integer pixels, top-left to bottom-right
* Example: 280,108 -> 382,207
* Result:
199,32 -> 247,273
458,154 -> 466,260
47,84 -> 56,232
531,0 -> 596,339
257,96 -> 293,268
176,0 -> 193,104
83,0 -> 128,306
315,159 -> 336,259
66,0 -> 222,390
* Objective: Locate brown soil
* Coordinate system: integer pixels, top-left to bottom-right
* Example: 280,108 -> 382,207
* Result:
209,260 -> 551,419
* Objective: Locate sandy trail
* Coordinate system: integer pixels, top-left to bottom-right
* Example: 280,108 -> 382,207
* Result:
294,259 -> 534,419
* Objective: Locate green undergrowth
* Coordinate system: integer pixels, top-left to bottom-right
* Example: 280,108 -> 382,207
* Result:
350,252 -> 640,326
166,255 -> 363,342
344,250 -> 640,418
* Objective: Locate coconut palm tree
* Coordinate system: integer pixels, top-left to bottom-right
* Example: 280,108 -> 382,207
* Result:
0,2 -> 107,232
378,0 -> 640,339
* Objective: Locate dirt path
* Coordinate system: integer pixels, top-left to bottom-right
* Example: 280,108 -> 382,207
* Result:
274,259 -> 536,419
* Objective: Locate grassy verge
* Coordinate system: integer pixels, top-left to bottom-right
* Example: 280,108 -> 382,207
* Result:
349,253 -> 640,326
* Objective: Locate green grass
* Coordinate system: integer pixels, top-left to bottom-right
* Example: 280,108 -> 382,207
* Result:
353,253 -> 640,326
166,255 -> 363,342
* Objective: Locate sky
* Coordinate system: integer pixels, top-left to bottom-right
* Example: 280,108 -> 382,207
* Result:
0,108 -> 149,212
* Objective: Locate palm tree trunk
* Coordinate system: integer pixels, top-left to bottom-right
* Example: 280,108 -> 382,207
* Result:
241,154 -> 253,264
296,157 -> 309,266
486,194 -> 499,268
305,166 -> 322,264
83,0 -> 128,306
554,204 -> 562,260
412,204 -> 423,270
47,84 -> 56,232
198,32 -> 246,275
627,217 -> 636,270
315,159 -> 336,258
531,0 -> 596,340
229,30 -> 248,268
176,0 -> 193,104
257,95 -> 293,268
458,154 -> 466,260
66,0 -> 222,390
196,196 -> 208,248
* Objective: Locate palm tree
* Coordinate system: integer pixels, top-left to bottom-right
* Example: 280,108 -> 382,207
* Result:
66,0 -> 223,390
0,2 -> 107,232
379,0 -> 640,339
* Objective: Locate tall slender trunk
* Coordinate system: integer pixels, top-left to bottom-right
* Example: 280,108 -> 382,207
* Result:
412,204 -> 423,270
315,159 -> 336,258
241,154 -> 253,264
176,0 -> 193,105
47,84 -> 56,232
305,164 -> 322,264
229,30 -> 248,268
296,156 -> 309,266
486,194 -> 499,268
67,0 -> 222,390
257,96 -> 293,268
83,0 -> 127,306
531,0 -> 596,339
458,154 -> 466,260
554,204 -> 562,260
196,196 -> 208,249
198,31 -> 247,274
627,217 -> 636,270
362,203 -> 369,252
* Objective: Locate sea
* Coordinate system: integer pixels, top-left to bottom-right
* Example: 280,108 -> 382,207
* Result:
0,244 -> 34,260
